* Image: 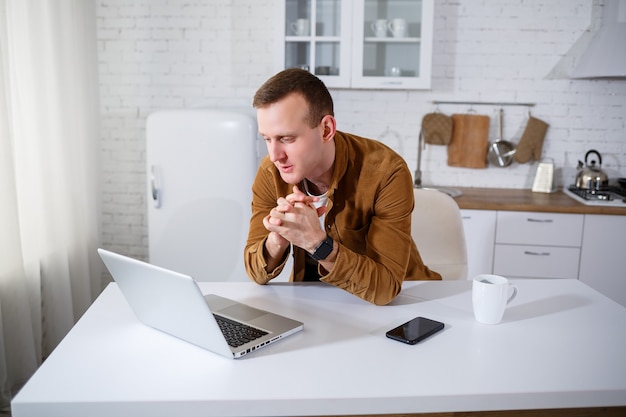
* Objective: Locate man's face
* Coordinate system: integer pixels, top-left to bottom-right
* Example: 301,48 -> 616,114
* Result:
257,93 -> 326,185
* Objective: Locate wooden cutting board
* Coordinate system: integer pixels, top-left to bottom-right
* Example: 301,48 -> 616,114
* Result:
447,114 -> 490,168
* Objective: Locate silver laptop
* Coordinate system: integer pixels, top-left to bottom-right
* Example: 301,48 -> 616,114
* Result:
97,248 -> 303,358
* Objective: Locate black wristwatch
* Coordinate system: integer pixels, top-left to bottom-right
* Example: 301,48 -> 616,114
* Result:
311,235 -> 334,261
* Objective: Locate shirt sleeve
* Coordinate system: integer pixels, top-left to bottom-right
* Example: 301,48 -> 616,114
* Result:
244,160 -> 290,283
319,160 -> 438,305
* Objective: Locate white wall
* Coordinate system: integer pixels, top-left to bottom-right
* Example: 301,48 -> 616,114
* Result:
97,0 -> 626,261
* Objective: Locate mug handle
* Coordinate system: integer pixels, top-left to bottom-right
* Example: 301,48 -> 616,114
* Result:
507,285 -> 518,304
290,21 -> 298,35
387,21 -> 396,36
370,22 -> 378,35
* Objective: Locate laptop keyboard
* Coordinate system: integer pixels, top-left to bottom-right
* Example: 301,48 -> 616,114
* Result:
214,314 -> 268,348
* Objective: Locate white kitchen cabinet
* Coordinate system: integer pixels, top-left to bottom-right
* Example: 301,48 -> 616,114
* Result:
461,209 -> 496,280
579,214 -> 626,307
460,206 -> 625,306
351,0 -> 433,89
277,0 -> 434,89
493,211 -> 583,279
279,0 -> 353,88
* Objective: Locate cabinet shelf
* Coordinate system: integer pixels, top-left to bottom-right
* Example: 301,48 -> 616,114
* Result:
286,36 -> 342,42
364,37 -> 421,43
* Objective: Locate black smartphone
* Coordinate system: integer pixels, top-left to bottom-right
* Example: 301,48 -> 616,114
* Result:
385,316 -> 444,345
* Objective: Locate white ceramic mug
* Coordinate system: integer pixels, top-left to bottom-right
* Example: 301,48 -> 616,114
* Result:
291,19 -> 309,36
389,66 -> 402,77
388,18 -> 408,38
472,274 -> 518,325
371,19 -> 388,38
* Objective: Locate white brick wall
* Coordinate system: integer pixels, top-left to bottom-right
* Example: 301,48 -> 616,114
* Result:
97,0 -> 626,265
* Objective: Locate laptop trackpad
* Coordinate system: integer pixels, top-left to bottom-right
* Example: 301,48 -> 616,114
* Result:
218,304 -> 266,321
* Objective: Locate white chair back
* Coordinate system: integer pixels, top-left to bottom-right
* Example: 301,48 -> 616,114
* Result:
411,188 -> 468,280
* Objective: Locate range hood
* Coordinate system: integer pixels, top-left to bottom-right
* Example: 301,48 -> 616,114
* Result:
570,0 -> 626,79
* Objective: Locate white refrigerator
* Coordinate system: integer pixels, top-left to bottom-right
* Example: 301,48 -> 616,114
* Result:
146,109 -> 264,282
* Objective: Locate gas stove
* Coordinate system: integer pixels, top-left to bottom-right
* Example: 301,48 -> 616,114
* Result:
563,185 -> 626,207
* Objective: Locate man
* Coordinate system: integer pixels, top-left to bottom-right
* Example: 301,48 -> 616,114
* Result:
244,68 -> 441,305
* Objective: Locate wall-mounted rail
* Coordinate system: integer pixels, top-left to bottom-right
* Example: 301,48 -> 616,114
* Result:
432,100 -> 535,107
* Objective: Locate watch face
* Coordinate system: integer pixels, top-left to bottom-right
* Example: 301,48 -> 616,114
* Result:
312,236 -> 333,261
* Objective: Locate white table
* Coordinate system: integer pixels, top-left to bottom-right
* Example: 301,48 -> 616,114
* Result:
11,279 -> 626,417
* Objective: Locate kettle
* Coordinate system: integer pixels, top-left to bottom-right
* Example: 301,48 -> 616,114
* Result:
575,149 -> 609,191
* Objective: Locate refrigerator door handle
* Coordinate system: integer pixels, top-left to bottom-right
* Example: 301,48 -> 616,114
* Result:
151,165 -> 161,208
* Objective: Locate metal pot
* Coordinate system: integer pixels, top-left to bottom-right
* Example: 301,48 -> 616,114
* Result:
575,149 -> 609,191
487,108 -> 516,167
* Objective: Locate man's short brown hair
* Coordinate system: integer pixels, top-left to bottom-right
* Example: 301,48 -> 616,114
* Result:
253,68 -> 334,128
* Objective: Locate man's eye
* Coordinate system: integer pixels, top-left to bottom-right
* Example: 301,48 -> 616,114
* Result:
280,137 -> 295,143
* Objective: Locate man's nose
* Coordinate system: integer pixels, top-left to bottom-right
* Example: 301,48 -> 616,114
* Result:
268,142 -> 285,162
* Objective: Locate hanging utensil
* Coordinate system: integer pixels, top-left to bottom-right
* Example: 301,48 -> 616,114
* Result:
487,108 -> 516,167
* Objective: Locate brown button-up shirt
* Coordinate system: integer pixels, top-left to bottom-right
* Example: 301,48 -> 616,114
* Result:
244,131 -> 441,305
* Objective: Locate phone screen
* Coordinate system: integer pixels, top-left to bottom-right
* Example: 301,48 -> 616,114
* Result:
385,316 -> 444,345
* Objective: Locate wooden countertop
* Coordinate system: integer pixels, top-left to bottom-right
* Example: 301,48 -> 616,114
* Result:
453,187 -> 626,215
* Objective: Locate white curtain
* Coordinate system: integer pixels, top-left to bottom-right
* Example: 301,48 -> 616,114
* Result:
0,0 -> 101,409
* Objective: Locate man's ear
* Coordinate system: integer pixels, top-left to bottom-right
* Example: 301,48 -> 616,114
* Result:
320,115 -> 337,142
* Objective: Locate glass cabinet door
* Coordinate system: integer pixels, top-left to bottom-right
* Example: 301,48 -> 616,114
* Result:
277,0 -> 433,89
352,0 -> 433,89
282,0 -> 352,88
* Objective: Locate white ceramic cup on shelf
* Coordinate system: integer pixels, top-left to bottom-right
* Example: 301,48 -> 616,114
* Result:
291,18 -> 309,36
388,18 -> 408,38
472,274 -> 518,325
389,66 -> 402,77
370,19 -> 388,38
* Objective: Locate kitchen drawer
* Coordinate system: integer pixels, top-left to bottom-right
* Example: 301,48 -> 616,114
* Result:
493,244 -> 580,279
496,211 -> 583,247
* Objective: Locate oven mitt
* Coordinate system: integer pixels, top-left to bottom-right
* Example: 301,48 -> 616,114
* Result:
421,112 -> 453,145
514,116 -> 549,164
